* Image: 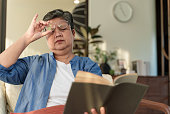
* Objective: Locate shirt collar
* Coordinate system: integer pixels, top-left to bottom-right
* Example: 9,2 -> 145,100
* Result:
49,52 -> 79,63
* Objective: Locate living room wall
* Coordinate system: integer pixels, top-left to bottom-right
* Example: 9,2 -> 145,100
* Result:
6,0 -> 77,57
6,0 -> 157,76
89,0 -> 157,76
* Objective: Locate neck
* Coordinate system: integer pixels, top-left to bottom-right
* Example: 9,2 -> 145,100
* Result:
53,51 -> 75,64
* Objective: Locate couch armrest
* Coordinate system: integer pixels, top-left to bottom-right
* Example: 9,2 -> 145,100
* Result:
5,83 -> 22,113
140,99 -> 170,114
0,80 -> 7,114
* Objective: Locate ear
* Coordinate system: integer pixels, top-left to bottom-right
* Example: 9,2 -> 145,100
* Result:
72,29 -> 75,38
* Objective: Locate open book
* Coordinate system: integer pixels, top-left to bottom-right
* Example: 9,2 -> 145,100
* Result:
11,71 -> 148,114
64,71 -> 148,114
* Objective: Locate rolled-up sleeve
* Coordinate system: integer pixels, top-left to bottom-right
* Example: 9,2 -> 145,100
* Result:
0,56 -> 37,85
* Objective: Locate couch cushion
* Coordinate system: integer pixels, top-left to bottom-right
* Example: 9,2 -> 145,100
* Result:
5,83 -> 22,114
0,80 -> 7,114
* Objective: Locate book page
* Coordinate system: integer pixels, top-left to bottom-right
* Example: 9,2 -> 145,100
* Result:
75,71 -> 113,86
113,73 -> 138,85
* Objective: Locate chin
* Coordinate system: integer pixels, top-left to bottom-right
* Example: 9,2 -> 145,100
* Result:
54,46 -> 67,50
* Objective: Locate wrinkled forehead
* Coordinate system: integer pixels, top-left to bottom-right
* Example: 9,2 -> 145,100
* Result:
48,18 -> 68,25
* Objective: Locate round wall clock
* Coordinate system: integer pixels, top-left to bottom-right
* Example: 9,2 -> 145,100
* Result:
113,1 -> 133,23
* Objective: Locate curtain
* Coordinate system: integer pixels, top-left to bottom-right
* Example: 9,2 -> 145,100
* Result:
0,0 -> 6,53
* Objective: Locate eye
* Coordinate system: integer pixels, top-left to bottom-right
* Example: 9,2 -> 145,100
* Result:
59,27 -> 67,31
58,24 -> 68,31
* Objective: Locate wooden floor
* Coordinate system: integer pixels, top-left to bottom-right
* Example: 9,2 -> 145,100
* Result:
135,76 -> 169,114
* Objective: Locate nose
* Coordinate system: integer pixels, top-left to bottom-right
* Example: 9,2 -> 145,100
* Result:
53,28 -> 63,38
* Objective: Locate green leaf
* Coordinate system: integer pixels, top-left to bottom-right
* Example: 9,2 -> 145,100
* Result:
88,26 -> 92,34
109,69 -> 115,75
94,55 -> 99,62
80,27 -> 87,39
88,25 -> 101,36
91,35 -> 102,39
103,54 -> 108,63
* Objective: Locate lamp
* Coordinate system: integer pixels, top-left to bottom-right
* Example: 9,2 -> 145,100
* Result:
74,0 -> 80,4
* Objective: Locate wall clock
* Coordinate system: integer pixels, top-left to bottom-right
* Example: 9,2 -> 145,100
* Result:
113,1 -> 133,23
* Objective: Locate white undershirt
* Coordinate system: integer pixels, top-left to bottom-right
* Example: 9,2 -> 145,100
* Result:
46,60 -> 75,107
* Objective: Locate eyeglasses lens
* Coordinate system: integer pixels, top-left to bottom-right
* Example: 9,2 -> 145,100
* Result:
44,21 -> 69,31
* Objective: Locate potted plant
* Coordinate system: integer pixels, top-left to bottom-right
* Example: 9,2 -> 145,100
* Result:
80,25 -> 117,75
80,25 -> 103,43
93,47 -> 117,75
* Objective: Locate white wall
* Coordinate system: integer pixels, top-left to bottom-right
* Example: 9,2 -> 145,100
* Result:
6,0 -> 77,57
89,0 -> 157,76
6,0 -> 157,75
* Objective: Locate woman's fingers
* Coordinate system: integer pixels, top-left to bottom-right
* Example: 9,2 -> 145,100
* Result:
91,108 -> 98,114
31,14 -> 38,25
91,107 -> 105,114
41,30 -> 52,37
39,20 -> 49,25
30,13 -> 48,31
24,14 -> 51,43
100,107 -> 105,114
84,107 -> 105,114
27,14 -> 39,34
33,21 -> 47,34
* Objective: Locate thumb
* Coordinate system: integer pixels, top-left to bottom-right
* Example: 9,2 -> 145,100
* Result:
41,30 -> 52,37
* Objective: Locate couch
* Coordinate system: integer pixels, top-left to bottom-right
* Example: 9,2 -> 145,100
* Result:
0,74 -> 170,114
0,80 -> 22,114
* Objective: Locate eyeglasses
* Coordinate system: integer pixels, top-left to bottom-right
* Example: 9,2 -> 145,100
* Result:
44,20 -> 70,32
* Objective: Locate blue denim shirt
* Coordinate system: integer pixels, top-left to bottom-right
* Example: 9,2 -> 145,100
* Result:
0,52 -> 102,113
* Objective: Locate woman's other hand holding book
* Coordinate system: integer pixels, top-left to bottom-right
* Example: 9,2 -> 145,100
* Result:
84,107 -> 105,114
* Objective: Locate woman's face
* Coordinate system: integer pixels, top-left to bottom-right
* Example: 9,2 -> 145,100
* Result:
46,18 -> 75,52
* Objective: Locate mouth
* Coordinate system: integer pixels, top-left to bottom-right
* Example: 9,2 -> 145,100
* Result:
55,40 -> 64,43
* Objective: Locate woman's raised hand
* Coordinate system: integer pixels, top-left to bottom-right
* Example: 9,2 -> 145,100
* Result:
24,14 -> 52,44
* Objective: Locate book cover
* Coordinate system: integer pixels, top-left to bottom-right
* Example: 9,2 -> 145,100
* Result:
64,71 -> 148,114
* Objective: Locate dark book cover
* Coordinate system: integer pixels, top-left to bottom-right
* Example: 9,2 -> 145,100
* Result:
64,82 -> 148,114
